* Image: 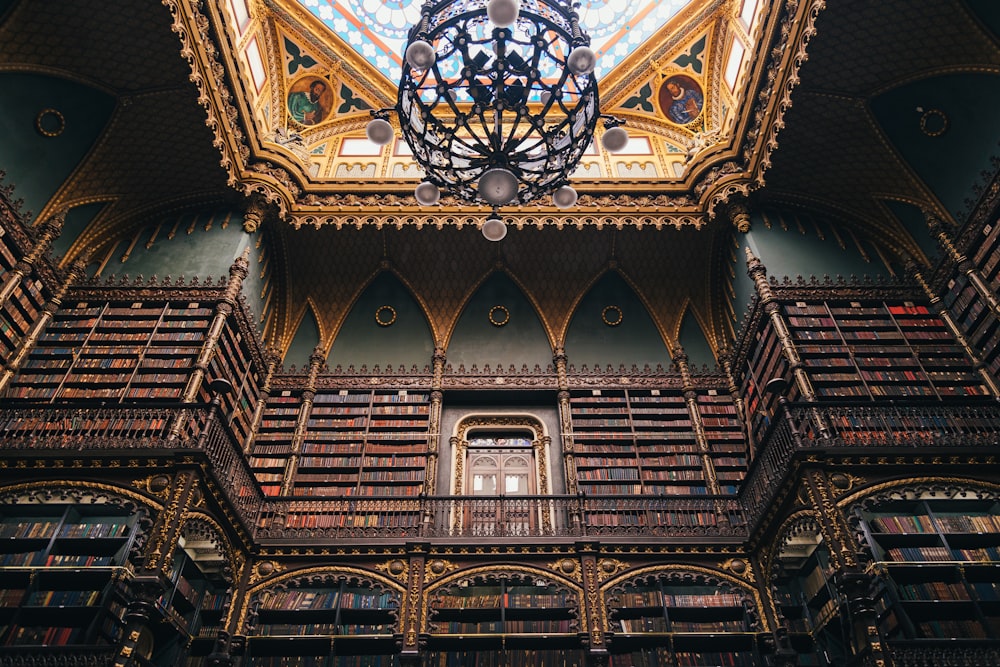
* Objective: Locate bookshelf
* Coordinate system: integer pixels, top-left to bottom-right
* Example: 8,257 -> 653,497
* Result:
7,301 -> 205,402
287,389 -> 430,498
244,576 -> 401,666
786,301 -> 987,400
204,313 -> 261,445
857,496 -> 1000,642
426,574 -> 581,664
0,272 -> 46,364
606,574 -> 759,667
251,391 -> 303,496
943,223 -> 1000,384
0,502 -> 141,650
771,527 -> 845,666
570,389 -> 746,497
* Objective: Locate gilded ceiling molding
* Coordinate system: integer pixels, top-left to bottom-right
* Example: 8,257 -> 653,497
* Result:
742,0 -> 828,186
600,0 -> 724,106
163,0 -> 251,181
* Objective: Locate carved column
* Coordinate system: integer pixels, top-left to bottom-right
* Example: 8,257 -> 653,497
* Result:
205,555 -> 250,667
280,346 -> 324,495
578,543 -> 608,660
243,347 -> 281,454
929,213 -> 1000,316
673,346 -> 722,495
800,470 -> 892,664
553,347 -> 579,495
400,544 -> 428,660
0,256 -> 85,391
111,577 -> 163,667
745,248 -> 830,439
726,198 -> 752,233
0,211 -> 61,307
424,346 -> 446,496
909,262 -> 1000,396
745,248 -> 815,401
168,249 -> 250,440
719,347 -> 754,459
837,570 -> 893,667
144,470 -> 199,574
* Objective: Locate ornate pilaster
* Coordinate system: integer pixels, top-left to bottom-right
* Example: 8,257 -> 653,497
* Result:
745,247 -> 817,402
800,469 -> 858,573
0,256 -> 85,391
673,345 -> 722,495
243,347 -> 281,453
837,571 -> 892,667
929,213 -> 1000,316
909,262 -> 1000,396
578,543 -> 608,658
167,249 -> 251,441
719,347 -> 753,458
0,211 -> 61,307
144,470 -> 199,574
111,577 -> 163,667
242,195 -> 270,233
280,346 -> 325,495
424,346 -> 446,495
400,544 -> 428,657
553,348 -> 579,495
726,198 -> 751,233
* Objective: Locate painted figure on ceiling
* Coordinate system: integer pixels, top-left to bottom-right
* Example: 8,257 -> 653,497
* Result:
287,78 -> 330,126
659,74 -> 703,125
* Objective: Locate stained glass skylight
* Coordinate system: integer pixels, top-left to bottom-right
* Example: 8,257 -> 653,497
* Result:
296,0 -> 694,82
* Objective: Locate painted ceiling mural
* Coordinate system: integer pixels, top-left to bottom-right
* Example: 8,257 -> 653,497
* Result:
212,0 -> 778,228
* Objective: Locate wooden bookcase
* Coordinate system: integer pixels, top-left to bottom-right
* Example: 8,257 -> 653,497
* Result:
942,220 -> 1000,385
251,388 -> 431,498
0,222 -> 48,364
858,497 -> 1000,642
251,391 -> 302,496
606,574 -> 760,667
244,577 -> 401,666
0,502 -> 141,649
570,389 -> 746,497
8,301 -> 205,402
426,574 -> 582,666
786,300 -> 987,400
771,530 -> 844,666
204,315 -> 261,446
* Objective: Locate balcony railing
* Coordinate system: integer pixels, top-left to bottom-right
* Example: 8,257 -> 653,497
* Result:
2,401 -> 1000,541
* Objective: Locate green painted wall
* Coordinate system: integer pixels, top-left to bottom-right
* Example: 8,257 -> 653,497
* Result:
327,272 -> 434,371
98,211 -> 268,328
885,200 -> 939,264
285,307 -> 321,369
677,308 -> 716,370
870,73 -> 1000,221
0,73 -> 115,219
101,212 -> 252,281
732,212 -> 893,323
51,203 -> 106,261
564,272 -> 670,371
967,0 -> 1000,38
447,272 -> 551,370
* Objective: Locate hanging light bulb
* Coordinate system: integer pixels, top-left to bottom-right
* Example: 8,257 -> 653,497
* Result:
601,126 -> 629,153
487,0 -> 520,28
478,168 -> 519,206
365,118 -> 394,146
482,213 -> 508,242
405,40 -> 436,69
552,185 -> 578,209
414,181 -> 441,206
567,46 -> 596,75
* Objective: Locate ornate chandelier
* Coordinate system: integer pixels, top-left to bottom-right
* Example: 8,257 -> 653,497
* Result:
366,0 -> 628,240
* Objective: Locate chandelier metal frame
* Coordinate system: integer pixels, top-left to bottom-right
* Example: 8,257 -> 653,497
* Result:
369,0 -> 626,211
